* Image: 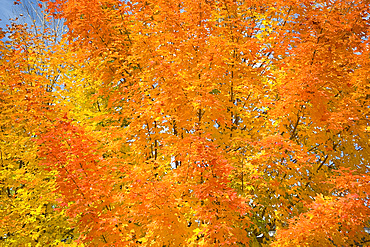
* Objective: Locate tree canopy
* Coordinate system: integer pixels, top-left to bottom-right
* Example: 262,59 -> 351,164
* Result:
1,0 -> 369,246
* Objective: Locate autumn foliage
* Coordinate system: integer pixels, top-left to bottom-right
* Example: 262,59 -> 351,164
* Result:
1,0 -> 370,246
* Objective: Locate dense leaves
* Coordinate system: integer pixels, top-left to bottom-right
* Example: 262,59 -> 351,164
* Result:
1,0 -> 369,246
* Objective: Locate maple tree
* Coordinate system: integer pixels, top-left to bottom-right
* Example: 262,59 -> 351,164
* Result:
1,0 -> 369,246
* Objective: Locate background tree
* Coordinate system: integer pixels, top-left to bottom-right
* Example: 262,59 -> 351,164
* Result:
14,0 -> 65,42
0,1 -> 71,245
0,23 -> 73,245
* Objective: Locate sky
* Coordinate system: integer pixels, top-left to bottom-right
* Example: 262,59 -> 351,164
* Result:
0,0 -> 15,30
